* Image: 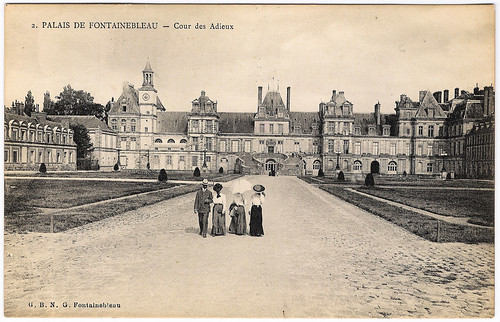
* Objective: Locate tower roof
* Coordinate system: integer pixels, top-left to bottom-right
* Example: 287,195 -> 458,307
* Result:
143,61 -> 153,73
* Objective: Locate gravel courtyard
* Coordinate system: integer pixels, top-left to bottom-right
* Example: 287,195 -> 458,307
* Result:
4,176 -> 494,318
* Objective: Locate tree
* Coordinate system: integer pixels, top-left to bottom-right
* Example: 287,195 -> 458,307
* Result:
44,85 -> 106,121
43,91 -> 54,112
365,173 -> 375,187
219,167 -> 224,174
158,169 -> 168,182
24,90 -> 35,116
114,163 -> 119,171
338,171 -> 345,181
193,167 -> 201,177
70,123 -> 93,159
39,163 -> 47,173
317,169 -> 324,177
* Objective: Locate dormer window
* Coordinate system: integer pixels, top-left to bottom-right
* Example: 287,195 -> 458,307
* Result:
354,126 -> 361,135
383,126 -> 390,136
122,105 -> 127,112
368,126 -> 376,136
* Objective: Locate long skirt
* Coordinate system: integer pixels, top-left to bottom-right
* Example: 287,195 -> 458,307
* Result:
211,204 -> 225,236
228,205 -> 247,235
249,205 -> 264,236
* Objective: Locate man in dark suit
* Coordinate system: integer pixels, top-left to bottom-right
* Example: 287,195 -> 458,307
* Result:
194,178 -> 213,238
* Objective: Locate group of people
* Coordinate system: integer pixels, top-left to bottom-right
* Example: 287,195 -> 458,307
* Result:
194,178 -> 265,238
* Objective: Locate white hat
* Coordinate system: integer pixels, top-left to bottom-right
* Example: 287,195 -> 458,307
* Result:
202,178 -> 209,185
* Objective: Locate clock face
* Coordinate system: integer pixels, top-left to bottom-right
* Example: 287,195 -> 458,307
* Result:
142,93 -> 150,101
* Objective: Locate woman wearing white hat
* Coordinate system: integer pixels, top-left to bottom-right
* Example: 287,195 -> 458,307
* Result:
249,184 -> 265,237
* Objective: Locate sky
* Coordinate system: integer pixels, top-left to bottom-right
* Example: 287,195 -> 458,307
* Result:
4,4 -> 495,115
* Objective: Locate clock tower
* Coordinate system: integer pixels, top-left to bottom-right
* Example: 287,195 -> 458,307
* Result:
138,61 -> 158,133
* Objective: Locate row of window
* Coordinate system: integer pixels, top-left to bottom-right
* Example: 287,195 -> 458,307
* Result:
189,119 -> 217,133
154,138 -> 188,144
5,148 -> 74,164
5,124 -> 73,145
258,123 -> 285,134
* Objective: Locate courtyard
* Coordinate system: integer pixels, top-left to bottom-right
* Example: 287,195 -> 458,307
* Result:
3,175 -> 494,318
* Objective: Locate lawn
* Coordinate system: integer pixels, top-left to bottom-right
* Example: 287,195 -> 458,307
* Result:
357,187 -> 494,227
4,179 -> 177,212
5,184 -> 200,233
319,185 -> 494,244
5,170 -> 242,182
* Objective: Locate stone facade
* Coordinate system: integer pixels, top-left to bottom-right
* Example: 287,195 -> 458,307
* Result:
108,62 -> 494,178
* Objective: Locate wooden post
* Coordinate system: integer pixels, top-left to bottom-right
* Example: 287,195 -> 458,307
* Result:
50,214 -> 54,233
436,220 -> 440,243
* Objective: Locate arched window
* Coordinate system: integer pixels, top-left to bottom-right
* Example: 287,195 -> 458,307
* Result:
180,139 -> 187,144
388,161 -> 397,172
121,119 -> 126,123
130,119 -> 136,123
353,160 -> 362,171
167,139 -> 175,143
313,160 -> 321,170
155,138 -> 163,144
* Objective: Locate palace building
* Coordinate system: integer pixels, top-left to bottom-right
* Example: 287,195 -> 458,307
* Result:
98,62 -> 495,179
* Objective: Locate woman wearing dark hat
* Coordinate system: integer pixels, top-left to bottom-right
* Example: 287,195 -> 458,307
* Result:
249,184 -> 266,237
211,183 -> 227,237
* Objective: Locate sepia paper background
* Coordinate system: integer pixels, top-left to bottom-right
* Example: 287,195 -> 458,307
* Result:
3,3 -> 496,318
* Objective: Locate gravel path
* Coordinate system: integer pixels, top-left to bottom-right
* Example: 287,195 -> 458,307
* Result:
4,176 -> 494,318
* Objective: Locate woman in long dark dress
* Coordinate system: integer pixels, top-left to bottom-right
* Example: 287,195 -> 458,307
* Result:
228,192 -> 247,235
211,183 -> 226,236
249,184 -> 265,237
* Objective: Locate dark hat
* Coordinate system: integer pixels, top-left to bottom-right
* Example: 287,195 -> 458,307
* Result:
253,184 -> 265,193
213,183 -> 223,192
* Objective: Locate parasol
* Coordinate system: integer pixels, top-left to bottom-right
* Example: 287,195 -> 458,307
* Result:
231,178 -> 253,194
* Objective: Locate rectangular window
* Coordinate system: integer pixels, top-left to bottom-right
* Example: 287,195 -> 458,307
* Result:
277,140 -> 283,153
130,137 -> 136,141
206,156 -> 211,163
373,142 -> 379,155
192,120 -> 199,131
122,125 -> 126,132
145,127 -> 149,133
220,140 -> 227,152
368,127 -> 375,136
4,150 -> 8,162
343,140 -> 349,154
179,156 -> 185,162
278,124 -> 284,134
406,143 -> 410,155
259,140 -> 265,152
121,137 -> 127,141
390,143 -> 396,155
166,155 -> 172,165
231,140 -> 239,152
131,125 -> 136,132
244,140 -> 251,152
13,150 -> 18,163
260,124 -> 265,133
406,128 -> 411,135
122,105 -> 126,112
426,163 -> 433,173
57,152 -> 61,163
192,137 -> 199,151
428,125 -> 434,137
417,145 -> 423,156
294,142 -> 300,152
343,122 -> 350,135
206,120 -> 212,133
418,126 -> 423,136
192,156 -> 198,167
354,142 -> 361,155
427,145 -> 433,156
328,122 -> 335,134
112,125 -> 117,130
383,127 -> 390,136
205,138 -> 213,151
328,140 -> 335,153
269,124 -> 274,133
354,127 -> 361,135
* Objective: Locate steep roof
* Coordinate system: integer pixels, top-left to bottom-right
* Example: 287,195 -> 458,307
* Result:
110,84 -> 141,114
219,112 -> 255,133
450,100 -> 484,120
143,61 -> 153,73
415,91 -> 447,119
261,91 -> 285,109
4,111 -> 64,128
48,115 -> 114,131
289,111 -> 320,134
157,111 -> 189,133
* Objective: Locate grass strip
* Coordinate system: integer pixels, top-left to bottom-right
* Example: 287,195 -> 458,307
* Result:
319,185 -> 494,244
5,184 -> 200,234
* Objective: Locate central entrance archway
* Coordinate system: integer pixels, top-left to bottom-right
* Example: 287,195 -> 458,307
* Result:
370,160 -> 380,174
265,159 -> 277,173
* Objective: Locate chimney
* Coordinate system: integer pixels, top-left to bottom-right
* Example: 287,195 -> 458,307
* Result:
474,83 -> 480,95
331,90 -> 336,101
286,86 -> 291,111
419,90 -> 426,102
455,87 -> 459,98
258,86 -> 263,106
443,89 -> 449,102
374,102 -> 381,126
433,91 -> 442,103
484,86 -> 494,116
